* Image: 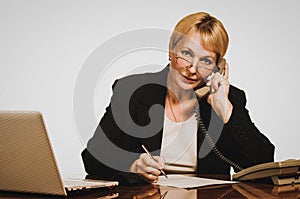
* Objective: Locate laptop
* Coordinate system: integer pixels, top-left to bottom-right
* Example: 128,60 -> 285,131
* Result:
0,111 -> 118,196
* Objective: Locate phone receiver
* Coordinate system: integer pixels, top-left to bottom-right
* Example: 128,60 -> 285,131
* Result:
195,58 -> 226,98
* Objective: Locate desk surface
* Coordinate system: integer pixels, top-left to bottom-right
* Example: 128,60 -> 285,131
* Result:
0,175 -> 299,199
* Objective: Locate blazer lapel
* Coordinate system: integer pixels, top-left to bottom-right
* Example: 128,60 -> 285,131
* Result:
135,67 -> 169,155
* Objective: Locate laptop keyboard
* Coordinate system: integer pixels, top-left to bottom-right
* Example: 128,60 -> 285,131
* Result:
63,178 -> 109,189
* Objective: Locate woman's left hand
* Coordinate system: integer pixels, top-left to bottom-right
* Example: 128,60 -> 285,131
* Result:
206,63 -> 233,123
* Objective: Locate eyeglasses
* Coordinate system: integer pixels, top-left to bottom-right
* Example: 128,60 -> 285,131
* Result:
175,55 -> 219,75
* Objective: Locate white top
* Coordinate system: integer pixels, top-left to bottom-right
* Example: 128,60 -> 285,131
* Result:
160,113 -> 197,173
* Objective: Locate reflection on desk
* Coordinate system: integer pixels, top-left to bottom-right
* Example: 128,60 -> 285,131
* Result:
0,175 -> 299,199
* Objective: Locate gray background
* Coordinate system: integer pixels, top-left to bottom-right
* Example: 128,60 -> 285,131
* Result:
0,0 -> 299,177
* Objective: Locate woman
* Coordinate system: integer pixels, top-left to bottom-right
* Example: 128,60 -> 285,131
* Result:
81,12 -> 274,184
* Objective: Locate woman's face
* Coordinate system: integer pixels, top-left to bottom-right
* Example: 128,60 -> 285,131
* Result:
169,30 -> 217,91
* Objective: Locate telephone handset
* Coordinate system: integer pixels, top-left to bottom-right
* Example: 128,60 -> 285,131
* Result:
195,58 -> 226,99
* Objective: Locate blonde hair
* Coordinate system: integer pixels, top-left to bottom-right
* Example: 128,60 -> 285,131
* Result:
169,12 -> 229,63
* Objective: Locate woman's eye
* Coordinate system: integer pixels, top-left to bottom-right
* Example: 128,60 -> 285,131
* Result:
200,58 -> 213,65
181,50 -> 192,57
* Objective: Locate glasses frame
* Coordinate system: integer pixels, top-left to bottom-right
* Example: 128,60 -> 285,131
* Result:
175,55 -> 219,74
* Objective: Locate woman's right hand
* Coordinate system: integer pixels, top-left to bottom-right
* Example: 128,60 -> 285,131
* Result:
130,153 -> 165,183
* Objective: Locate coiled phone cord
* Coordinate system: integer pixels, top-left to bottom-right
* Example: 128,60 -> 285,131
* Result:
194,104 -> 243,172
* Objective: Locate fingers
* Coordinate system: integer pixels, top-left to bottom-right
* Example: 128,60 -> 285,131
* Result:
154,156 -> 166,168
132,154 -> 165,182
206,71 -> 229,93
206,73 -> 222,93
139,172 -> 159,182
224,63 -> 229,80
140,165 -> 161,176
141,154 -> 164,170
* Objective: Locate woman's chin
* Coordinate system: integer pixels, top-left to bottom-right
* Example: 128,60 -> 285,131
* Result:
177,81 -> 201,91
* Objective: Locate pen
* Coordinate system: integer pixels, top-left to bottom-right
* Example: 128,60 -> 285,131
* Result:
160,191 -> 168,199
141,144 -> 168,179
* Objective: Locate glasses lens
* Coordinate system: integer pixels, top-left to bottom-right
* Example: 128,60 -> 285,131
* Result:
176,57 -> 191,68
175,55 -> 217,75
197,61 -> 216,74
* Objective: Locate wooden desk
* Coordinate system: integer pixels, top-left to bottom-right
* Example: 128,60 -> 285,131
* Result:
0,176 -> 299,198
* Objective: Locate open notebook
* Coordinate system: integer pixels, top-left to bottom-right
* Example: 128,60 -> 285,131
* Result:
0,111 -> 118,196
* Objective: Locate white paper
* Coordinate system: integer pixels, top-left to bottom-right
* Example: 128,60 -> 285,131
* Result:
155,174 -> 237,189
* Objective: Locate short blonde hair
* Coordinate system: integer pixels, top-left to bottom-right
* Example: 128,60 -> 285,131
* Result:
169,12 -> 229,63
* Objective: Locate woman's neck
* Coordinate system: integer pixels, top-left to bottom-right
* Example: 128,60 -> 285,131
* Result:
167,74 -> 195,103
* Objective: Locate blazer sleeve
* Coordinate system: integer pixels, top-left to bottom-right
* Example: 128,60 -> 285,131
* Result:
219,86 -> 275,172
81,79 -> 145,185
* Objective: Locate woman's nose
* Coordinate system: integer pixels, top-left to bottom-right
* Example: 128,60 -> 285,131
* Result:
186,62 -> 198,74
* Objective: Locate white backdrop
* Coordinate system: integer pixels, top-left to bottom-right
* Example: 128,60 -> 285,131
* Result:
0,0 -> 299,177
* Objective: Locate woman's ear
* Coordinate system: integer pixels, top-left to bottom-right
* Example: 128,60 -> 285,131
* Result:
168,50 -> 175,62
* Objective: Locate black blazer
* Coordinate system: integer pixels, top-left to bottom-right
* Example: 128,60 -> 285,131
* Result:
81,66 -> 274,184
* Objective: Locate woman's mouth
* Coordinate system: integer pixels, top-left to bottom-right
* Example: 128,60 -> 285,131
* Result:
182,75 -> 197,84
